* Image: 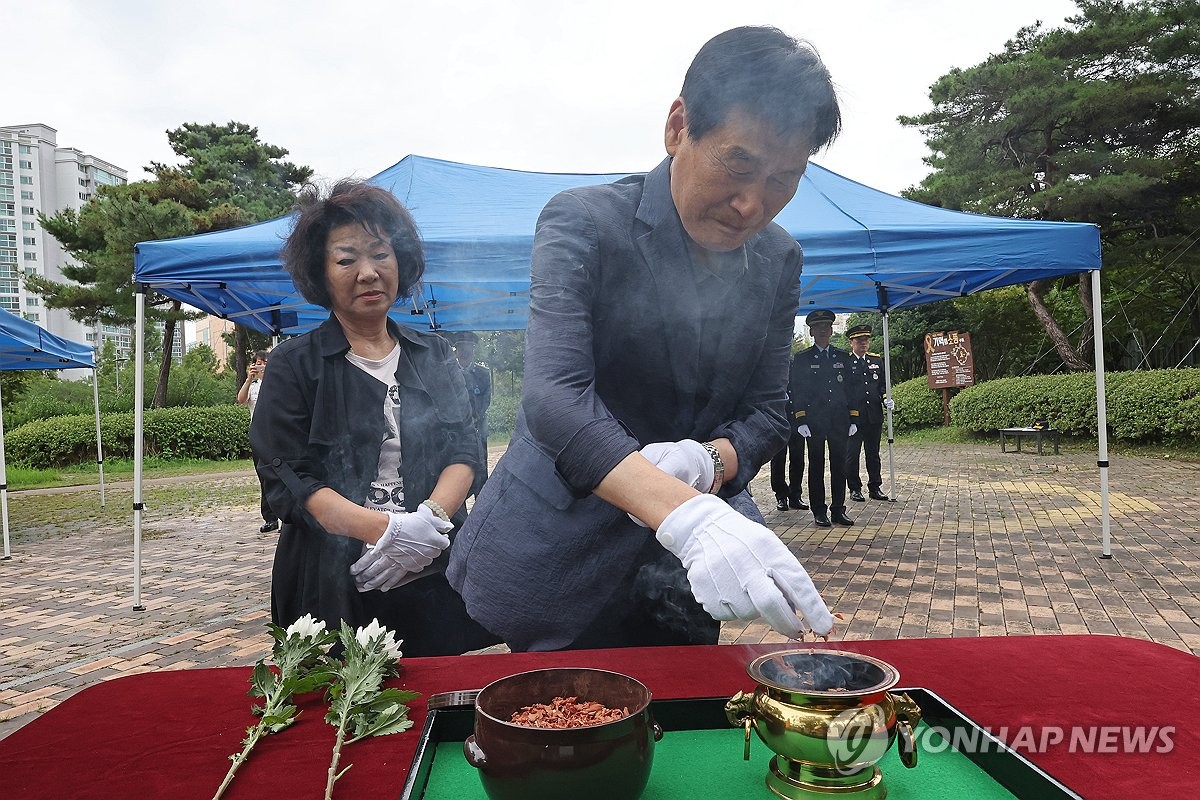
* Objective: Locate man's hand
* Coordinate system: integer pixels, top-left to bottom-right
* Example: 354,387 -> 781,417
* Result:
655,494 -> 833,638
351,506 -> 453,592
849,423 -> 858,437
797,424 -> 812,438
883,398 -> 896,411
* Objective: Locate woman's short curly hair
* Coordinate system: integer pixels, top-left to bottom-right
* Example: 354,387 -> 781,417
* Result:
281,180 -> 425,309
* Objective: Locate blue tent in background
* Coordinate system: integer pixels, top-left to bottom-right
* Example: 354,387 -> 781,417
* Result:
125,155 -> 1113,607
0,309 -> 104,559
133,155 -> 1101,333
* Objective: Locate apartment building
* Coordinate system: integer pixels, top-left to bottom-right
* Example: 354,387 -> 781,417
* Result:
0,122 -> 128,358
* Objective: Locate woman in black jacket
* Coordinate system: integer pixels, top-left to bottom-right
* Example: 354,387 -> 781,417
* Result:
250,180 -> 497,656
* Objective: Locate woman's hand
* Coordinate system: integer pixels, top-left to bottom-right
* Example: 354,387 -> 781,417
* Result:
351,506 -> 453,592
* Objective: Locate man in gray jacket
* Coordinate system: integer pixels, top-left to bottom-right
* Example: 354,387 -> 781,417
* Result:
449,26 -> 841,651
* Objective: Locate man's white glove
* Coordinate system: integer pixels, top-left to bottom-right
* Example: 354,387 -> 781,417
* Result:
351,505 -> 453,592
655,494 -> 833,638
797,424 -> 812,438
883,398 -> 896,411
849,423 -> 858,437
639,440 -> 714,492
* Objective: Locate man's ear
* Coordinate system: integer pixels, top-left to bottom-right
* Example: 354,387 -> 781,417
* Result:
664,97 -> 687,156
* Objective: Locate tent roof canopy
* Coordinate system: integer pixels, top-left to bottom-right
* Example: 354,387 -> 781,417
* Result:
133,155 -> 1101,334
0,309 -> 95,371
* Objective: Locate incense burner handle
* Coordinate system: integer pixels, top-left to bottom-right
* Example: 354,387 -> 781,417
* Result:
892,691 -> 922,769
725,690 -> 756,760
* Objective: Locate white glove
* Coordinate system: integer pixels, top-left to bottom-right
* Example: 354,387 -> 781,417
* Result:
849,424 -> 858,437
351,506 -> 453,592
883,398 -> 896,411
797,424 -> 812,438
639,440 -> 714,492
655,494 -> 833,638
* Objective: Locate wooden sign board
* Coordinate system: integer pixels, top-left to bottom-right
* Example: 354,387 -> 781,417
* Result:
925,331 -> 975,390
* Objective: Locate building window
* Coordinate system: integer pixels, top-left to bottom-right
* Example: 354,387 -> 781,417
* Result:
22,221 -> 34,230
23,236 -> 37,245
0,234 -> 14,245
0,203 -> 13,216
26,296 -> 39,306
23,312 -> 39,322
0,220 -> 12,232
24,252 -> 36,260
21,191 -> 33,200
19,145 -> 32,154
19,176 -> 33,185
79,178 -> 88,186
22,206 -> 35,215
19,160 -> 32,170
0,174 -> 12,186
0,189 -> 13,203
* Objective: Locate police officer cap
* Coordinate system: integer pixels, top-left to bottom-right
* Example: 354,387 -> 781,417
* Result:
805,309 -> 836,326
847,324 -> 872,339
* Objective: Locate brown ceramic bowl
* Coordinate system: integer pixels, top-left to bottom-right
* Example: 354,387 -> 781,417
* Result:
463,667 -> 663,800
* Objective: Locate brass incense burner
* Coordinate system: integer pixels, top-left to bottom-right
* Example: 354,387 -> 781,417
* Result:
725,650 -> 921,800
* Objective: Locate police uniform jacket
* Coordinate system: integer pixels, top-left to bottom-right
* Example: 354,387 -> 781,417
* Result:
789,344 -> 860,435
847,351 -> 886,425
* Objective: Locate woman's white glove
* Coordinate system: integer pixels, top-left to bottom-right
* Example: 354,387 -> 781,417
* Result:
351,505 -> 453,592
655,494 -> 833,638
883,398 -> 896,411
797,424 -> 812,438
849,423 -> 859,437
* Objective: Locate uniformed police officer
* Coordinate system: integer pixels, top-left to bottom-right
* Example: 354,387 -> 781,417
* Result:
844,324 -> 894,502
790,309 -> 859,527
769,363 -> 808,511
452,332 -> 493,497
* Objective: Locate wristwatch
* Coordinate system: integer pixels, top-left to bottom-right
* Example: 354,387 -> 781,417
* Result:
700,441 -> 724,494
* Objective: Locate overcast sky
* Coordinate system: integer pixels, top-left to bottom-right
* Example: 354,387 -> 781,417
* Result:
12,0 -> 1081,195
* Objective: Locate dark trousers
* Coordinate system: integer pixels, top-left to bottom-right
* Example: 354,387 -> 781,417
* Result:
807,432 -> 848,515
846,420 -> 884,492
769,431 -> 806,501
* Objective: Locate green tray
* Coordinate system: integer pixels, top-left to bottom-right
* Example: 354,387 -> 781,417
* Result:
400,689 -> 1081,800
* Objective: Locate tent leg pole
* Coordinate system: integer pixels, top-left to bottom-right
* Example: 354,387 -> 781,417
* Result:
0,379 -> 9,559
93,367 -> 105,507
881,312 -> 897,501
133,289 -> 146,609
1090,270 -> 1112,558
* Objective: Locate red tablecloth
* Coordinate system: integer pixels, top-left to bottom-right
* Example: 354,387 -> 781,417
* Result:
5,635 -> 1197,798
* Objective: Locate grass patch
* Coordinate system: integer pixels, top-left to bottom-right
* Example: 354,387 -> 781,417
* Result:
5,457 -> 255,491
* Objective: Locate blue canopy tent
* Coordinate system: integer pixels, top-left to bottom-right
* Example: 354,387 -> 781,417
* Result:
0,309 -> 105,559
129,155 -> 1109,607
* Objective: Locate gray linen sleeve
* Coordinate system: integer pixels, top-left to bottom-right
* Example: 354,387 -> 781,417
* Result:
520,191 -> 640,494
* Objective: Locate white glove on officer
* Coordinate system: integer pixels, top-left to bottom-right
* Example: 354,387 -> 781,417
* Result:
797,424 -> 812,438
351,505 -> 453,592
639,440 -> 715,492
849,423 -> 858,437
655,494 -> 834,638
883,398 -> 896,411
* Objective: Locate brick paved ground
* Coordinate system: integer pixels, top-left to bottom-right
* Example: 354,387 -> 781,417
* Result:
2,441 -> 1197,739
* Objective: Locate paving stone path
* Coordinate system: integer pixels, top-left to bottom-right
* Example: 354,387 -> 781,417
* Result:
2,441 -> 1197,739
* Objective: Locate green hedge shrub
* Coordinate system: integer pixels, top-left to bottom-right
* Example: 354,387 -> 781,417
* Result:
889,377 -> 945,431
486,392 -> 520,443
950,368 -> 1200,440
6,405 -> 252,468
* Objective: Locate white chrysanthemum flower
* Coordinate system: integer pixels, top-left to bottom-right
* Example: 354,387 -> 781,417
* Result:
355,618 -> 404,661
286,614 -> 327,641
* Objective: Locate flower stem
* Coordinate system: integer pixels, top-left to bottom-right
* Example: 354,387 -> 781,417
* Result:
212,727 -> 262,800
325,722 -> 348,800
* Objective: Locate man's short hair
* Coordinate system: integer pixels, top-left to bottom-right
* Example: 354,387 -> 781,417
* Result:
681,26 -> 840,153
253,349 -> 270,362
